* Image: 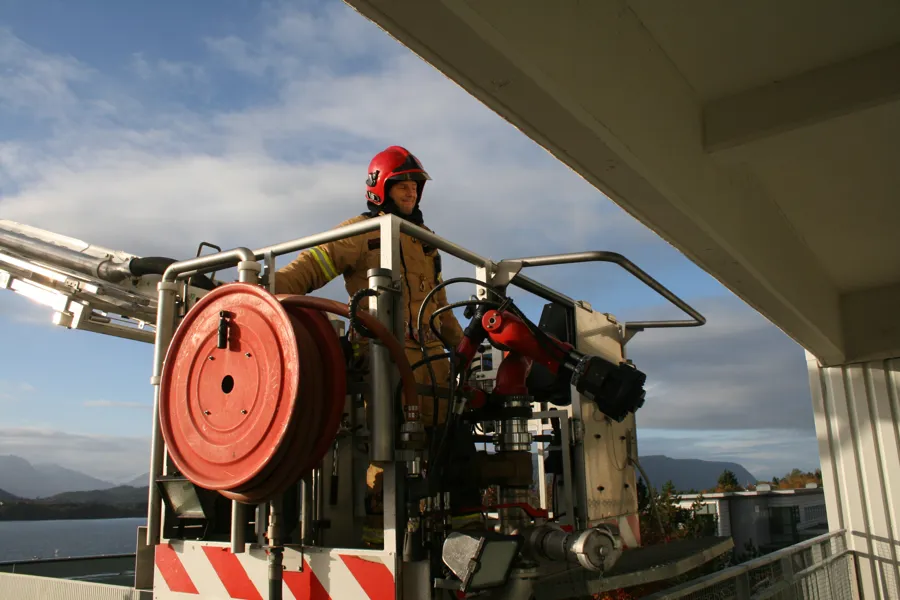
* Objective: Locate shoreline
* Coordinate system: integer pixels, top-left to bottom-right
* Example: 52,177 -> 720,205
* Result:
0,503 -> 147,522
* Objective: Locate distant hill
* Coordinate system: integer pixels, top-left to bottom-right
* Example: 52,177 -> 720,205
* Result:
0,488 -> 21,502
125,473 -> 150,487
36,485 -> 148,506
0,455 -> 116,499
0,484 -> 149,521
637,455 -> 757,492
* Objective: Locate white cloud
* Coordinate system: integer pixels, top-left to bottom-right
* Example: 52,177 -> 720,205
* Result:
205,1 -> 394,80
626,295 -> 814,431
0,4 -> 638,270
0,379 -> 36,402
0,28 -> 94,120
130,52 -> 208,85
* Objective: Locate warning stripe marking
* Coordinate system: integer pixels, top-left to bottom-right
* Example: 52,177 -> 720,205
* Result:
155,543 -> 395,600
626,513 -> 641,547
340,555 -> 394,600
155,543 -> 199,595
202,546 -> 264,600
283,559 -> 331,600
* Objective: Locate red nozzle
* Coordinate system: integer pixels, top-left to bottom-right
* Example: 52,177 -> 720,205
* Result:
482,310 -> 569,373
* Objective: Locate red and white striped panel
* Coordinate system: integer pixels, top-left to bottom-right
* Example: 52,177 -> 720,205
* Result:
154,542 -> 396,600
619,513 -> 641,549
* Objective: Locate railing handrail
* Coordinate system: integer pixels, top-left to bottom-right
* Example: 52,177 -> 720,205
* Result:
0,553 -> 135,567
644,529 -> 847,597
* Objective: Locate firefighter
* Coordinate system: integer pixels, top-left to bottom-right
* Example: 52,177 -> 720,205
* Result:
273,145 -> 480,546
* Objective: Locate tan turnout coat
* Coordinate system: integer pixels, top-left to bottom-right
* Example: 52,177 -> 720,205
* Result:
273,213 -> 464,426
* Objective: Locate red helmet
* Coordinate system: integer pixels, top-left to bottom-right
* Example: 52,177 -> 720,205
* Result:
365,146 -> 431,206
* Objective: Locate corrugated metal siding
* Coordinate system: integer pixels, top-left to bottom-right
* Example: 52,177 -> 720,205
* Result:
728,497 -> 770,552
0,572 -> 147,600
808,352 -> 900,600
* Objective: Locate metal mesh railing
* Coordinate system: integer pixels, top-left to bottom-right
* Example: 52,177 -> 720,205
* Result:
642,530 -> 856,600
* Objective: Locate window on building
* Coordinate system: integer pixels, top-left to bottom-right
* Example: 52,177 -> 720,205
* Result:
804,504 -> 826,523
769,506 -> 800,545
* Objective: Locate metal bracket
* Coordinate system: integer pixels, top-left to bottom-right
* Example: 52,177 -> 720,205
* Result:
489,259 -> 524,288
571,418 -> 585,445
195,241 -> 223,284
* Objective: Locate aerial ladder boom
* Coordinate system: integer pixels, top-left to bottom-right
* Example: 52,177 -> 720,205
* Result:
0,219 -> 217,343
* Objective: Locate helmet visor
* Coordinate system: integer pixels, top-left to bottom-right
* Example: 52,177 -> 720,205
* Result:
388,171 -> 430,182
388,153 -> 431,181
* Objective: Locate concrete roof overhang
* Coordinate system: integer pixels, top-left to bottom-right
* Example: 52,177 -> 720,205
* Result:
342,0 -> 900,367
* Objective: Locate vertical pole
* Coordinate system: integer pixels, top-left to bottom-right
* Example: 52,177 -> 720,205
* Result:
146,281 -> 179,546
300,475 -> 312,545
267,497 -> 284,600
231,260 -> 260,555
257,503 -> 267,546
231,503 -> 245,554
735,571 -> 751,599
558,410 -> 577,529
375,216 -> 402,585
264,251 -> 276,294
368,266 -> 395,462
537,438 -> 548,511
237,260 -> 261,285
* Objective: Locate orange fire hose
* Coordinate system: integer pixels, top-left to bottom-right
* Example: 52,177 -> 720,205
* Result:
277,294 -> 419,415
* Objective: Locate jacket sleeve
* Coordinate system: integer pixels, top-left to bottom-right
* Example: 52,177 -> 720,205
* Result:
273,228 -> 361,295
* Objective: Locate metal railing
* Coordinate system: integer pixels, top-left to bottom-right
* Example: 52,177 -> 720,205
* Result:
643,530 -> 858,600
0,553 -> 136,586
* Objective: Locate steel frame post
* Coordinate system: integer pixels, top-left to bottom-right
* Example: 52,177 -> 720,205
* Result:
370,217 -> 403,596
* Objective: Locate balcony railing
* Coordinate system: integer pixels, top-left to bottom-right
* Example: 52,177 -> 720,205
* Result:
643,530 -> 857,600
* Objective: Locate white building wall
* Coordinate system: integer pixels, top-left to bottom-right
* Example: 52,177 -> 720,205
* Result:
808,353 -> 900,600
717,499 -> 731,538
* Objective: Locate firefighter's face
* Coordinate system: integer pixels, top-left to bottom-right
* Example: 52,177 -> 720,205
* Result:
389,180 -> 418,215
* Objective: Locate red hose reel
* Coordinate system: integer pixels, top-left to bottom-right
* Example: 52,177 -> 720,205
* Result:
158,283 -> 347,504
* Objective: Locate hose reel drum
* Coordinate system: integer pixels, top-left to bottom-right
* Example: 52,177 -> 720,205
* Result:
158,283 -> 348,504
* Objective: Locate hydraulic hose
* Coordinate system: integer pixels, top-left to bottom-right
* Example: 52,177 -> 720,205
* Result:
129,256 -> 218,290
348,288 -> 378,339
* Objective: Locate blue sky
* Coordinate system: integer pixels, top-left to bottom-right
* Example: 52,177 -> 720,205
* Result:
0,0 -> 819,483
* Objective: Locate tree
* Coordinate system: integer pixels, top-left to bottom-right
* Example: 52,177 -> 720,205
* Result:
598,481 -> 725,599
637,477 -> 649,512
774,468 -> 820,490
716,470 -> 743,492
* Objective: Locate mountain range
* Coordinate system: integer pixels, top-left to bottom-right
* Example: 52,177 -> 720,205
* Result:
1,453 -> 757,500
637,455 -> 756,492
0,455 -> 123,499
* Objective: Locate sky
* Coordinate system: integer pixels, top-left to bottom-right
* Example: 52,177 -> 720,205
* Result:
0,0 -> 820,484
